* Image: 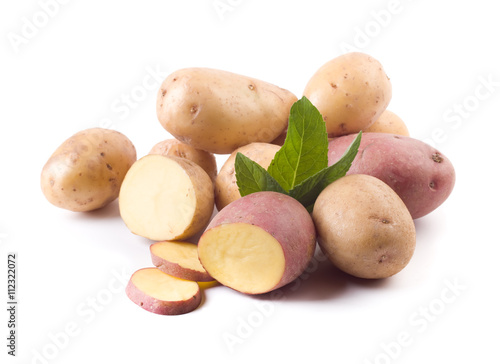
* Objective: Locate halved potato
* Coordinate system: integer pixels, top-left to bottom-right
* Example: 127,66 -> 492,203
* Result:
126,268 -> 201,315
119,155 -> 214,241
150,241 -> 214,282
198,191 -> 316,295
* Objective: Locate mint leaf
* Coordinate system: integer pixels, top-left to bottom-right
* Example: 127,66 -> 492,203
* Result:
267,96 -> 328,191
289,131 -> 362,211
235,152 -> 287,197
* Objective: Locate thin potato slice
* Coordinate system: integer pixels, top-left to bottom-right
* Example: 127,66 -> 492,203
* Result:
119,155 -> 214,241
126,268 -> 201,315
150,241 -> 214,282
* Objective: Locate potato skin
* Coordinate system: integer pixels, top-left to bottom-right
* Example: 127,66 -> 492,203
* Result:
328,132 -> 455,219
156,68 -> 297,154
363,110 -> 410,136
215,142 -> 280,211
202,191 -> 317,293
303,52 -> 392,137
41,128 -> 136,212
313,174 -> 416,279
149,139 -> 217,182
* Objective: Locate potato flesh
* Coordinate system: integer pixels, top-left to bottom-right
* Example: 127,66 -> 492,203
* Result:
151,241 -> 207,274
119,155 -> 196,240
199,223 -> 285,294
130,268 -> 199,302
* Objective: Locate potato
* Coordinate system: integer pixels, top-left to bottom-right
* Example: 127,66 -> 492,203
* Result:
363,110 -> 410,136
156,67 -> 297,154
328,132 -> 455,219
41,128 -> 136,212
150,241 -> 214,282
126,268 -> 201,315
313,174 -> 416,279
149,138 -> 217,182
215,142 -> 280,210
198,191 -> 316,295
119,155 -> 214,241
303,52 -> 392,137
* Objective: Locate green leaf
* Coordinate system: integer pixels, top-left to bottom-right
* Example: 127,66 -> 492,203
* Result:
267,96 -> 328,191
235,152 -> 287,197
288,131 -> 362,211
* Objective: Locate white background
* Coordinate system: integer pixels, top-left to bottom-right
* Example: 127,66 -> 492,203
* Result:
1,1 -> 499,363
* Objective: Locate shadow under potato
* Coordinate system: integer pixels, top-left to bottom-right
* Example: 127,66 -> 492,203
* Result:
249,247 -> 395,303
71,199 -> 122,220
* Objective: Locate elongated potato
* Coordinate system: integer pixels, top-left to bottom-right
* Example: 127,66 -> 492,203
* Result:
328,133 -> 455,219
198,191 -> 316,295
215,142 -> 280,211
119,155 -> 214,241
41,128 -> 136,212
363,110 -> 410,136
156,68 -> 297,154
303,52 -> 392,136
313,174 -> 416,279
149,139 -> 218,182
126,268 -> 201,315
150,241 -> 214,282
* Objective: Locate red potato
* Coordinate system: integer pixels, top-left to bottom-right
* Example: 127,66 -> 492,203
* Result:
150,241 -> 214,282
198,191 -> 317,295
328,132 -> 455,219
126,268 -> 201,315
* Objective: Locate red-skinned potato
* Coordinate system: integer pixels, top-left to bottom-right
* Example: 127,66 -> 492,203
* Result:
126,268 -> 201,315
150,241 -> 214,282
198,191 -> 316,295
328,132 -> 455,219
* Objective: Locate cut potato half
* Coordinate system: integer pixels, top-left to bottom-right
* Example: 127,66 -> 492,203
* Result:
198,191 -> 316,295
198,223 -> 286,293
150,241 -> 214,282
126,268 -> 201,315
119,155 -> 214,241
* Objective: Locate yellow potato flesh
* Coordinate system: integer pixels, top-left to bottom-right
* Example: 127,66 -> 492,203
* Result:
151,241 -> 207,273
119,155 -> 196,241
131,268 -> 199,302
199,223 -> 285,294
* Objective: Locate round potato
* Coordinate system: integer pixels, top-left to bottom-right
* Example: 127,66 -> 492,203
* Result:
303,52 -> 392,137
41,128 -> 136,212
149,139 -> 217,182
215,142 -> 280,211
312,174 -> 416,279
363,110 -> 410,136
156,67 -> 297,154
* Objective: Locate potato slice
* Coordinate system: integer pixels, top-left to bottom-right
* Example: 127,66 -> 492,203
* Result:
198,191 -> 316,295
126,268 -> 201,315
119,155 -> 214,241
150,241 -> 214,282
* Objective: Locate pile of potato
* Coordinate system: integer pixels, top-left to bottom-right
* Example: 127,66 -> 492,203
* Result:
41,52 -> 456,315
